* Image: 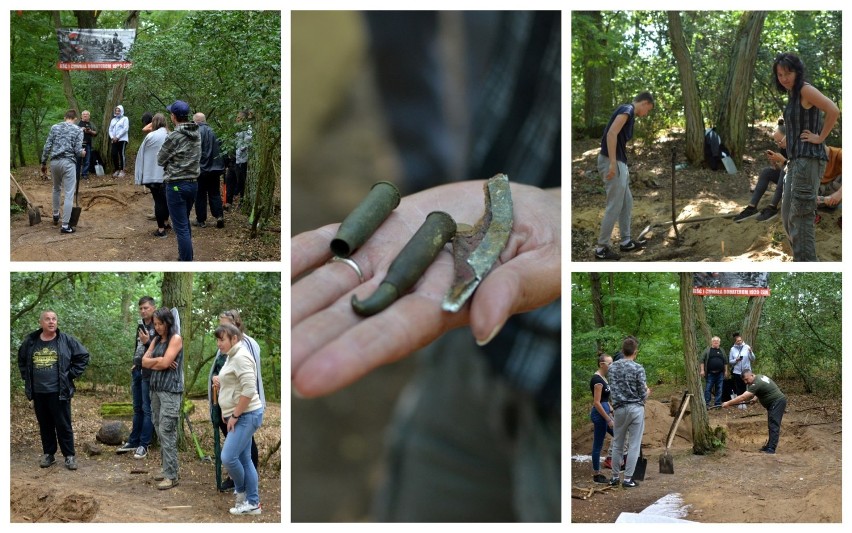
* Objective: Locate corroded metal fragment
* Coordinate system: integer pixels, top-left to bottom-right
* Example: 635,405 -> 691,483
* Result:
331,181 -> 400,258
442,174 -> 513,312
352,211 -> 457,317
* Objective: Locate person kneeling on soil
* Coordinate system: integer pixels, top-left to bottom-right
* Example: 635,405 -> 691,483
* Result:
722,370 -> 787,454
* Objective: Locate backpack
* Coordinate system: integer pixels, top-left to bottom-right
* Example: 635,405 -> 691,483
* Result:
704,128 -> 730,171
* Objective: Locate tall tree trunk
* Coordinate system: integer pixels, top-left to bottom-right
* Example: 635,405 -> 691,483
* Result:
667,11 -> 705,165
589,273 -> 605,352
161,272 -> 193,450
581,11 -> 614,137
717,11 -> 767,163
608,272 -> 615,323
694,295 -> 713,346
741,295 -> 766,352
679,273 -> 714,453
100,11 -> 139,173
247,116 -> 280,236
52,11 -> 80,114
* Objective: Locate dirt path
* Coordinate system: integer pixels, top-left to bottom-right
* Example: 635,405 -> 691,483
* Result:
571,394 -> 841,523
10,167 -> 280,262
9,393 -> 281,523
571,135 -> 842,262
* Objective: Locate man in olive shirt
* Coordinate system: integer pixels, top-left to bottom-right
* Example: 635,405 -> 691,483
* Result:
723,370 -> 787,454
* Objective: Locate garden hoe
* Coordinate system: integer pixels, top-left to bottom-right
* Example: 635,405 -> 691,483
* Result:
10,173 -> 42,225
660,390 -> 691,474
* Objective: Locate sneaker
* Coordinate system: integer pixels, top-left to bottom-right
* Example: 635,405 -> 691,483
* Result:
153,229 -> 167,238
602,456 -> 612,469
220,477 -> 236,492
117,170 -> 126,178
216,217 -> 225,229
192,220 -> 207,228
230,501 -> 262,516
733,205 -> 759,222
608,477 -> 621,487
593,474 -> 608,484
60,225 -> 75,234
760,448 -> 776,454
157,478 -> 179,490
619,239 -> 646,252
39,454 -> 56,468
65,456 -> 77,470
622,478 -> 640,488
756,205 -> 779,222
116,442 -> 135,454
153,472 -> 165,481
595,246 -> 620,261
133,446 -> 147,459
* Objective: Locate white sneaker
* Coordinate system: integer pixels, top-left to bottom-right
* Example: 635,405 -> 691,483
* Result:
229,501 -> 261,515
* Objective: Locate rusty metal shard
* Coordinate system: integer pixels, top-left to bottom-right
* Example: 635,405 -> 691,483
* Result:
442,174 -> 513,312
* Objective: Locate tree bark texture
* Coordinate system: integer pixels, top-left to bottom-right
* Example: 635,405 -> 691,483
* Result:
667,11 -> 705,165
580,11 -> 614,137
679,272 -> 714,453
741,295 -> 766,353
589,273 -> 605,352
694,295 -> 713,347
717,11 -> 767,163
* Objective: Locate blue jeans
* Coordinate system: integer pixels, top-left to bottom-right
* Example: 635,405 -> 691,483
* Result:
704,372 -> 724,407
128,367 -> 153,447
590,402 -> 613,472
165,180 -> 197,261
79,144 -> 92,177
222,408 -> 264,505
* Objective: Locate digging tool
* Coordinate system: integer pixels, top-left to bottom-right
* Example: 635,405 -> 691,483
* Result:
68,164 -> 82,228
10,173 -> 42,225
211,386 -> 224,491
182,410 -> 211,461
660,391 -> 692,474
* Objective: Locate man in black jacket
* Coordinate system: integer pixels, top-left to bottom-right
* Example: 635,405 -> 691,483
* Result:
193,112 -> 226,229
17,310 -> 90,470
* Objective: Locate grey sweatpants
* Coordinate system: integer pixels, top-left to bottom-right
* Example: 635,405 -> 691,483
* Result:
781,157 -> 826,261
597,154 -> 633,247
610,403 -> 645,480
371,328 -> 561,522
51,158 -> 77,225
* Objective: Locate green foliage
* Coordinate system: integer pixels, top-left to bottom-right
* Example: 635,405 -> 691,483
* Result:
10,272 -> 281,402
572,11 -> 842,143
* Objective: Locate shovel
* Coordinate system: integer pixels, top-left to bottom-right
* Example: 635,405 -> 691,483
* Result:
68,163 -> 82,228
660,391 -> 692,474
182,409 -> 211,462
10,173 -> 42,225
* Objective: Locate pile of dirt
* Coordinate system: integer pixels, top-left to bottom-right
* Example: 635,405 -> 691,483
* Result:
571,134 -> 842,262
10,166 -> 280,262
571,392 -> 841,523
9,392 -> 281,523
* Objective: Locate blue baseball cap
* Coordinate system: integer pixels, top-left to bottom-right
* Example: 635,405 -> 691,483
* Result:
167,100 -> 190,117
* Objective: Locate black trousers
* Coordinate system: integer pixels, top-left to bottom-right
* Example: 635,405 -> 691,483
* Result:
732,373 -> 747,396
766,397 -> 787,450
33,392 -> 76,457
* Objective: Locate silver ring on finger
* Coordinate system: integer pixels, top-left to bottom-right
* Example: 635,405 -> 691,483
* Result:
327,255 -> 364,284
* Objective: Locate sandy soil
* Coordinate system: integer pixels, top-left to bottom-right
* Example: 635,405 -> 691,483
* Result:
10,167 -> 280,262
571,392 -> 841,523
571,134 -> 842,262
9,392 -> 281,523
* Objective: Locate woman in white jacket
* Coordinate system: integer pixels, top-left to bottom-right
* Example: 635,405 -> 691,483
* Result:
213,323 -> 264,516
134,113 -> 170,237
108,104 -> 130,177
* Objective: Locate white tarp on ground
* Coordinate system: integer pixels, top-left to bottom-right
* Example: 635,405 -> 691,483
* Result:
615,493 -> 694,523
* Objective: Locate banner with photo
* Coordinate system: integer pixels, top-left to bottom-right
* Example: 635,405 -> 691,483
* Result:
692,272 -> 770,296
56,29 -> 135,70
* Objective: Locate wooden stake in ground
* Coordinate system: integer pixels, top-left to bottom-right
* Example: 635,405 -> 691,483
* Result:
671,147 -> 681,241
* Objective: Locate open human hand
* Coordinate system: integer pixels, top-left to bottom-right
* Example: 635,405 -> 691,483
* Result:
291,180 -> 561,398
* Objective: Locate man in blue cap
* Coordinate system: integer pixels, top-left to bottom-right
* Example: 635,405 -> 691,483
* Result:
158,100 -> 201,261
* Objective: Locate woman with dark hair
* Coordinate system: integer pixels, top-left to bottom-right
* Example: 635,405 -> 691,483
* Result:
590,354 -> 614,483
773,52 -> 839,261
214,323 -> 264,515
135,112 -> 171,237
141,307 -> 184,490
